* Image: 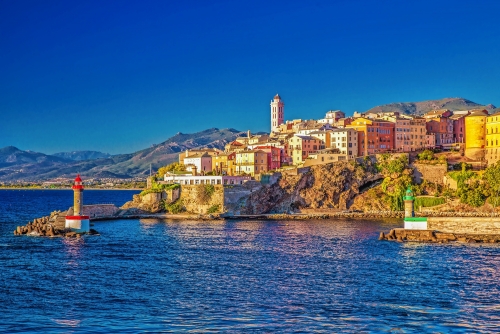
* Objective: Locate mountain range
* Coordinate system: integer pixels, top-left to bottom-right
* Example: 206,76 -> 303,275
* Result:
1,97 -> 497,182
0,128 -> 244,182
365,97 -> 495,116
52,151 -> 111,161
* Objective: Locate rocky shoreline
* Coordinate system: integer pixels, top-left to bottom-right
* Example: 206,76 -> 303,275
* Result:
13,211 -> 99,238
380,228 -> 500,244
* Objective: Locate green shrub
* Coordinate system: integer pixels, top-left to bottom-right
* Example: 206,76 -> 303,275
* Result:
414,197 -> 445,210
165,199 -> 185,214
140,182 -> 179,196
418,150 -> 435,161
206,204 -> 220,214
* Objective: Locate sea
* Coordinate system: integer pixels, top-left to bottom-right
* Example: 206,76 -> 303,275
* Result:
0,189 -> 500,333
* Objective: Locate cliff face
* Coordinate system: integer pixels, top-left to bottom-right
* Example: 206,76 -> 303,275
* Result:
238,159 -> 381,214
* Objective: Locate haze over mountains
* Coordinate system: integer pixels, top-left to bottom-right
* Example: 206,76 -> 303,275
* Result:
1,98 -> 497,182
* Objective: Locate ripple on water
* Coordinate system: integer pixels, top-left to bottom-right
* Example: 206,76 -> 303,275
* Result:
1,191 -> 500,332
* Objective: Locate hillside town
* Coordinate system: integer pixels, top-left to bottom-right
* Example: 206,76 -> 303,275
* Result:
169,94 -> 496,183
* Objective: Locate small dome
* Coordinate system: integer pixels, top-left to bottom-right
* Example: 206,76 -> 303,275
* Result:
75,174 -> 82,182
274,93 -> 281,100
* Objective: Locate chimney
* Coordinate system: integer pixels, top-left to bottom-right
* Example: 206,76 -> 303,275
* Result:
185,149 -> 189,158
247,130 -> 251,139
192,166 -> 197,176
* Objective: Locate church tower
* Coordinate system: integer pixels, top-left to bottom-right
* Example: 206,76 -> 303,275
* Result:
270,94 -> 284,133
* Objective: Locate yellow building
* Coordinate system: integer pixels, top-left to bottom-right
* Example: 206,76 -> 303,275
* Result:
211,152 -> 236,176
486,111 -> 500,165
464,110 -> 488,160
235,150 -> 268,176
178,148 -> 223,164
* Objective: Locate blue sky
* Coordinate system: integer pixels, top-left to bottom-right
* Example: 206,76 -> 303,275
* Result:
1,0 -> 500,154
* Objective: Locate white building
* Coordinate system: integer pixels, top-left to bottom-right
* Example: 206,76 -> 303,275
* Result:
330,128 -> 358,157
318,110 -> 345,124
164,174 -> 251,185
182,153 -> 213,174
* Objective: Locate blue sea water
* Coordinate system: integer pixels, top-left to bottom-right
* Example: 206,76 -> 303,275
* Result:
1,190 -> 500,333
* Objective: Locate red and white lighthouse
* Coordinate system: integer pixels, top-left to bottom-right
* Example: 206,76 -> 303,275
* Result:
65,174 -> 90,233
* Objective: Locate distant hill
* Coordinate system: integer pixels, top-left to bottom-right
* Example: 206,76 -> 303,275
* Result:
366,98 -> 496,116
0,128 -> 245,182
52,151 -> 111,161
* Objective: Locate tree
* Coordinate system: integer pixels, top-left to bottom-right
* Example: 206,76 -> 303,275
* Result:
483,162 -> 500,195
418,150 -> 435,161
156,162 -> 186,177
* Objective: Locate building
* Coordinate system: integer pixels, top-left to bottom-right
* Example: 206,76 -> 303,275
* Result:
318,110 -> 345,124
425,116 -> 454,148
308,130 -> 331,150
450,111 -> 470,145
254,146 -> 281,171
235,150 -> 268,176
303,148 -> 352,166
182,152 -> 213,174
423,109 -> 453,120
179,148 -> 223,163
270,94 -> 284,133
164,173 -> 251,185
407,116 -> 427,151
347,118 -> 395,156
464,109 -> 488,160
329,128 -> 358,157
381,115 -> 426,152
224,140 -> 245,153
288,134 -> 322,165
211,152 -> 236,176
486,111 -> 500,165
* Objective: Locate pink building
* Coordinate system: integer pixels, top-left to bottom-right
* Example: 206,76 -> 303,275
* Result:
255,146 -> 281,170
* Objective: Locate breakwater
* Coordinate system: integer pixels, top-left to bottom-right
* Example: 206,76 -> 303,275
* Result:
380,228 -> 500,243
12,211 -> 99,238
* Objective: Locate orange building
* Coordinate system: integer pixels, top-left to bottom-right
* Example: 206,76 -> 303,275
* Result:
347,118 -> 395,156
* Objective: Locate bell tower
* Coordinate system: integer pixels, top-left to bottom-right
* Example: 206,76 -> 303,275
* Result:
270,94 -> 284,133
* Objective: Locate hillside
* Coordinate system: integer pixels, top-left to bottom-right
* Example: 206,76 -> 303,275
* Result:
366,98 -> 496,116
0,128 -> 245,182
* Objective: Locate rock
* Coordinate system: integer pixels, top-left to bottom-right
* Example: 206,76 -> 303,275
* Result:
76,234 -> 81,239
378,232 -> 385,240
65,232 -> 76,238
16,226 -> 22,234
88,229 -> 99,235
397,236 -> 403,242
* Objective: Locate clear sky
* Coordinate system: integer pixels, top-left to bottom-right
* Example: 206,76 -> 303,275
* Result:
1,0 -> 500,154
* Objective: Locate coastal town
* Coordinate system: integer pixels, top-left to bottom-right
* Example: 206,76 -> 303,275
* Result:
169,94 -> 495,182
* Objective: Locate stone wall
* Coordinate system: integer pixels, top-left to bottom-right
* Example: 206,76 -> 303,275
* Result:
180,184 -> 224,214
413,163 -> 448,184
78,204 -> 119,217
428,217 -> 500,234
142,188 -> 180,205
